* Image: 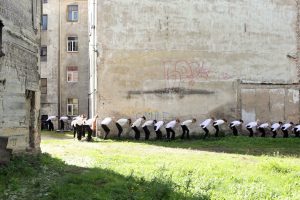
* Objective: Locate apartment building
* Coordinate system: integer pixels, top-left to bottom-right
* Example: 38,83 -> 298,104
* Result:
41,0 -> 89,121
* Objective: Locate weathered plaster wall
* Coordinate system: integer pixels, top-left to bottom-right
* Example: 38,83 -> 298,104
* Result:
0,0 -> 41,154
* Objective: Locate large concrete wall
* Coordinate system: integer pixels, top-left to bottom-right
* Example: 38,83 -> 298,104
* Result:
0,0 -> 41,154
94,0 -> 299,128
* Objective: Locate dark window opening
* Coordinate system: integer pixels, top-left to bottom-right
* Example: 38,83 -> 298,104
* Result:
41,46 -> 47,61
41,78 -> 47,94
42,15 -> 48,30
0,21 -> 4,57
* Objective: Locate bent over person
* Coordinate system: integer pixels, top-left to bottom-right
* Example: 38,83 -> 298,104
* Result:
200,118 -> 214,138
180,119 -> 196,139
154,120 -> 164,140
165,119 -> 180,140
281,122 -> 294,138
229,119 -> 243,136
258,122 -> 269,137
142,120 -> 155,140
212,119 -> 227,137
245,121 -> 258,137
131,116 -> 146,140
115,118 -> 131,138
271,122 -> 282,138
101,117 -> 112,140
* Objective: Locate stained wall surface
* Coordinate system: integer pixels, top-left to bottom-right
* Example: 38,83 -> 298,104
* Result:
92,0 -> 299,135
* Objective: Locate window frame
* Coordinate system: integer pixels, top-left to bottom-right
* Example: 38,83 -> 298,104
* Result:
40,46 -> 47,62
41,78 -> 47,94
67,5 -> 79,22
67,98 -> 79,116
67,36 -> 78,52
67,66 -> 79,83
41,14 -> 48,30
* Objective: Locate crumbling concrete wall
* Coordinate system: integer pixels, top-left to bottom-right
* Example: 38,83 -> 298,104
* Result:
92,0 -> 299,136
0,0 -> 41,162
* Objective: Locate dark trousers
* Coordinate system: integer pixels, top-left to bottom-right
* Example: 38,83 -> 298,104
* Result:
48,121 -> 54,131
282,129 -> 289,138
84,125 -> 93,141
181,125 -> 190,139
230,126 -> 238,136
202,127 -> 209,138
132,126 -> 140,140
213,125 -> 219,137
143,126 -> 150,140
166,128 -> 175,140
247,128 -> 254,137
258,127 -> 266,137
116,123 -> 123,138
73,125 -> 77,138
76,125 -> 83,140
60,120 -> 64,130
155,130 -> 162,140
101,124 -> 110,139
272,130 -> 277,138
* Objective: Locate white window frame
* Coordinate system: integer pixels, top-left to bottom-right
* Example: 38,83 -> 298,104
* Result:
67,66 -> 78,82
68,5 -> 78,22
67,98 -> 79,116
67,37 -> 78,52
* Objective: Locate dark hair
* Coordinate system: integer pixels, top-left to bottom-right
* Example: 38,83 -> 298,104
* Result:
153,119 -> 157,124
128,118 -> 132,124
279,121 -> 283,124
239,119 -> 244,123
142,116 -> 146,120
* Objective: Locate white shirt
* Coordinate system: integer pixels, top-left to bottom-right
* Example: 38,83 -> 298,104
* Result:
246,122 -> 258,129
166,120 -> 177,128
213,120 -> 225,126
271,123 -> 281,131
116,118 -> 129,126
85,118 -> 94,126
131,118 -> 144,127
258,123 -> 269,129
47,116 -> 57,121
60,116 -> 69,121
142,120 -> 154,127
154,121 -> 164,131
294,125 -> 300,132
181,120 -> 193,127
101,117 -> 112,125
281,123 -> 292,131
76,117 -> 84,126
200,119 -> 212,128
230,120 -> 242,127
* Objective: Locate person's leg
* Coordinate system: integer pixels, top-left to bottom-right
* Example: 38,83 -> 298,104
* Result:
232,126 -> 238,136
185,126 -> 190,139
133,126 -> 140,140
283,130 -> 288,138
203,127 -> 209,138
259,128 -> 266,137
296,130 -> 300,138
272,130 -> 277,138
157,129 -> 162,139
73,125 -> 77,138
143,126 -> 150,140
77,125 -> 82,140
170,128 -> 176,140
214,125 -> 219,137
247,128 -> 253,137
87,126 -> 93,141
181,125 -> 186,139
101,124 -> 110,139
166,128 -> 170,139
116,123 -> 123,138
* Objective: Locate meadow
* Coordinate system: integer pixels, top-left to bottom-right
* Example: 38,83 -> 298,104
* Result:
1,131 -> 300,200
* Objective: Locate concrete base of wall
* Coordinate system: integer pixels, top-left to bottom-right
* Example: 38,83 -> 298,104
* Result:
0,137 -> 12,164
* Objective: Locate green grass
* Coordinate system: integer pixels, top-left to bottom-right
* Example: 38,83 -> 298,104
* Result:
1,131 -> 300,200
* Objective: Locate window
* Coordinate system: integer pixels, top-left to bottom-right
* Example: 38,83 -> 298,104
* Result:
41,78 -> 47,94
67,5 -> 78,22
67,37 -> 78,52
67,66 -> 78,82
43,0 -> 48,3
0,21 -> 4,57
42,15 -> 48,30
40,46 -> 47,61
67,98 -> 79,116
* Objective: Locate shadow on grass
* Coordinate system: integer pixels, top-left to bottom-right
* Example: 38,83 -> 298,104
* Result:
0,154 -> 209,200
108,135 -> 300,157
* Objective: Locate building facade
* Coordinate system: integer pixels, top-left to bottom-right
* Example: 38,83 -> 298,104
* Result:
0,0 -> 41,162
89,0 -> 300,134
41,0 -> 89,124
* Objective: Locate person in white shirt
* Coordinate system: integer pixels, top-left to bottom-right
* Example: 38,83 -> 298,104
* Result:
281,122 -> 294,138
258,122 -> 269,137
101,117 -> 113,140
245,121 -> 258,137
212,119 -> 227,137
142,120 -> 155,140
131,116 -> 146,140
180,119 -> 196,139
84,115 -> 98,141
165,119 -> 180,140
229,119 -> 243,136
271,121 -> 283,138
154,120 -> 164,140
115,118 -> 132,138
46,116 -> 57,131
59,116 -> 69,131
293,124 -> 300,138
200,118 -> 214,138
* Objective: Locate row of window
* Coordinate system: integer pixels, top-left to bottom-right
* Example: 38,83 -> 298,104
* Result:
41,79 -> 79,115
40,36 -> 78,61
42,5 -> 78,30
